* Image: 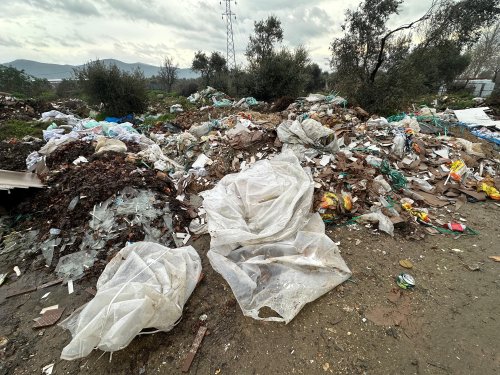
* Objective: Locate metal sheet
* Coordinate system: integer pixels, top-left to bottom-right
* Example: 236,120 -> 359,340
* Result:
0,169 -> 44,191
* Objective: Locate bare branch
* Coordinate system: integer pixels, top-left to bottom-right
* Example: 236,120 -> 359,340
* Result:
369,0 -> 440,82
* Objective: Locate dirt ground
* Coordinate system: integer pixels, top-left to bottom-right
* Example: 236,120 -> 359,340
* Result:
1,197 -> 499,375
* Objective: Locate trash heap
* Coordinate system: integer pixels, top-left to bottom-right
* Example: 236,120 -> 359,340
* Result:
0,94 -> 47,121
0,94 -> 91,122
3,93 -> 499,280
1,88 -> 499,361
187,85 -> 261,109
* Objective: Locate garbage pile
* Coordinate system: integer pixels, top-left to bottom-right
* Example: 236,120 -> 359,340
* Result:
187,85 -> 261,109
0,137 -> 43,171
0,94 -> 48,121
1,88 -> 499,361
0,94 -> 91,122
3,93 -> 500,283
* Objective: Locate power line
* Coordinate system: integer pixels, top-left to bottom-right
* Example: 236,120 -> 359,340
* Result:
221,0 -> 237,70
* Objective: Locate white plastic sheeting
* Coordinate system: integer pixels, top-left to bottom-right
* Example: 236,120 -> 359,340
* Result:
278,118 -> 334,147
59,242 -> 202,360
201,151 -> 351,323
454,107 -> 500,129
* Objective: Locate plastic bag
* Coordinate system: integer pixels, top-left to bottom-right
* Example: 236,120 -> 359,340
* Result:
170,104 -> 184,113
277,119 -> 339,157
391,133 -> 405,158
201,151 -> 351,323
95,138 -> 127,154
373,175 -> 392,194
357,211 -> 394,236
26,151 -> 42,171
189,122 -> 212,137
277,119 -> 333,145
407,177 -> 433,192
137,144 -> 183,171
59,242 -> 201,360
454,138 -> 485,157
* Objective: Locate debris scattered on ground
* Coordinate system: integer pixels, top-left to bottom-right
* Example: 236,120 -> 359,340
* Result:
41,363 -> 54,375
0,87 -> 499,369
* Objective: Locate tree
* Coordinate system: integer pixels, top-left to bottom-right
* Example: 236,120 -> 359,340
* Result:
56,79 -> 80,98
209,52 -> 228,88
74,60 -> 148,116
191,51 -> 227,87
305,63 -> 325,93
245,16 -> 311,100
192,51 -> 211,85
463,23 -> 500,79
0,65 -> 52,98
157,56 -> 178,92
248,46 -> 310,100
419,0 -> 500,50
246,15 -> 283,63
331,0 -> 499,113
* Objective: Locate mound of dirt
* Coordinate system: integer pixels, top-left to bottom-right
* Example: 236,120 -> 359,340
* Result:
18,152 -> 186,231
0,140 -> 43,171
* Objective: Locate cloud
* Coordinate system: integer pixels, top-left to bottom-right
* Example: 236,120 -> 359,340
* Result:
282,7 -> 334,45
0,0 -> 437,68
24,0 -> 100,16
0,35 -> 23,48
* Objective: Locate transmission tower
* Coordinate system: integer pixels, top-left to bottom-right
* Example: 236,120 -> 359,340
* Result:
221,0 -> 236,70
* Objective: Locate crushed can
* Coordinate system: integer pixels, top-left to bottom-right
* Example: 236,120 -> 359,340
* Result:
396,273 -> 415,289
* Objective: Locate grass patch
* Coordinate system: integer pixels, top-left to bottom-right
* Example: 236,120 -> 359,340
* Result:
0,120 -> 46,141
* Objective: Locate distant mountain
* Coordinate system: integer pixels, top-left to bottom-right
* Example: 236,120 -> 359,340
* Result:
1,59 -> 199,80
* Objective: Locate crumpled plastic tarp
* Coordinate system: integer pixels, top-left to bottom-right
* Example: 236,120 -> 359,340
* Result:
59,242 -> 202,360
201,151 -> 351,323
277,118 -> 340,158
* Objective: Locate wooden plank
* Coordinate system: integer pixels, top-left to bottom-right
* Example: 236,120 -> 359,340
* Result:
181,326 -> 207,373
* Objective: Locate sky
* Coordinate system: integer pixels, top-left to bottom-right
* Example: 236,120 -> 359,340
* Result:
0,0 -> 435,70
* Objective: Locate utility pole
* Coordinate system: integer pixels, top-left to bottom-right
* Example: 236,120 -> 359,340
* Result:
221,0 -> 236,71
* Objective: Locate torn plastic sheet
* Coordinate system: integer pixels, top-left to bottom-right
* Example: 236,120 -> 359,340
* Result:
59,242 -> 201,360
277,119 -> 340,156
201,151 -> 351,323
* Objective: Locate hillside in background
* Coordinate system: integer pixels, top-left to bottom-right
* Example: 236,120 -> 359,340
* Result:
1,59 -> 199,80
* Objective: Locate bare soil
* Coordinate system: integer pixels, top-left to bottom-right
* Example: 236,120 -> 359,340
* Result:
1,199 -> 499,375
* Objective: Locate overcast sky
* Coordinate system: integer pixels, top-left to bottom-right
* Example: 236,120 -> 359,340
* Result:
1,0 -> 434,69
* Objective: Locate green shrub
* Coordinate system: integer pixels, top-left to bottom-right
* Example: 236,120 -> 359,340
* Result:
75,60 -> 148,116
